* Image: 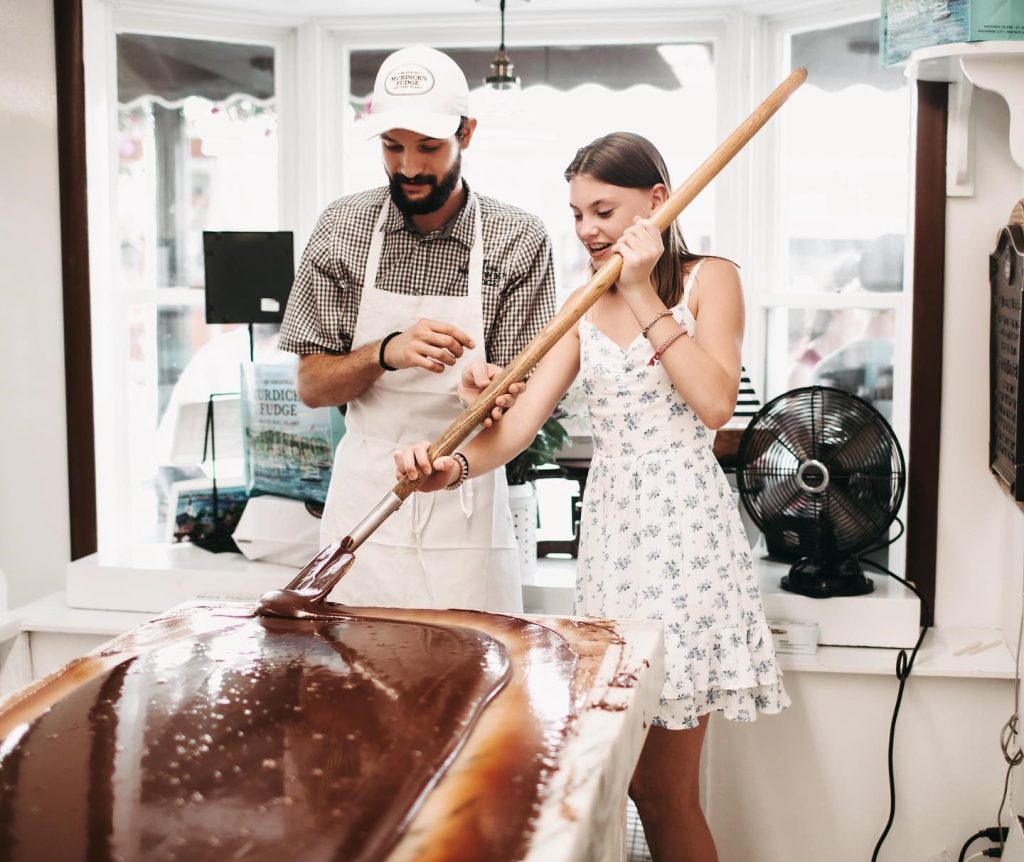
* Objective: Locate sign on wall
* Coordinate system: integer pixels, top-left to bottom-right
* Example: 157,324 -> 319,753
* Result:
990,201 -> 1024,500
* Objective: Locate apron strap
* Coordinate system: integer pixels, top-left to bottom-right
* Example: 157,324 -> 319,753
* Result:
364,197 -> 391,293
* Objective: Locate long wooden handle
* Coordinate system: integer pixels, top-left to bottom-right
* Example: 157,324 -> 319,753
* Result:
392,67 -> 808,500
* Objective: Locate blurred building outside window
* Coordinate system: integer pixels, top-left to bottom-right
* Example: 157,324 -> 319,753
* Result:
761,17 -> 910,427
113,33 -> 283,542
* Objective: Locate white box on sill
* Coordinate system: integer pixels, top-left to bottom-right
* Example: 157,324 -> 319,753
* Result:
767,619 -> 820,655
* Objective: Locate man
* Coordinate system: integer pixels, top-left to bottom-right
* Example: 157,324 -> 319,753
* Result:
279,45 -> 556,613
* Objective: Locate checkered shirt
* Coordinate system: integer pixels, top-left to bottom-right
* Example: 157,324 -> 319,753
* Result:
279,183 -> 556,367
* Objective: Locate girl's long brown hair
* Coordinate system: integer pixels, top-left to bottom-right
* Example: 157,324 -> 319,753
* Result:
564,132 -> 704,308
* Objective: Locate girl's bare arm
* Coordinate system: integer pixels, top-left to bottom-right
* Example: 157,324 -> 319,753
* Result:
395,316 -> 583,489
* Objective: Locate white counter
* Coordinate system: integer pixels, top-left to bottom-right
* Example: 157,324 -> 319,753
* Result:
59,545 -> 1013,680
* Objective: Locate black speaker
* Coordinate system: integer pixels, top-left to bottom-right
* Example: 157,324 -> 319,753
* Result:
203,231 -> 294,324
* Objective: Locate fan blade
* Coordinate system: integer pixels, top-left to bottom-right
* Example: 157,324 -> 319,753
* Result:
761,408 -> 814,463
821,415 -> 898,477
745,473 -> 814,525
824,482 -> 894,551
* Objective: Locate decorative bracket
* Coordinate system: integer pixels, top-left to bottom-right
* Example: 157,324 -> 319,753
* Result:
906,43 -> 1024,198
947,78 -> 975,196
960,53 -> 1024,171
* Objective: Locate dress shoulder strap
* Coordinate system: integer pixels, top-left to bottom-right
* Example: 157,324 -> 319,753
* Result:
681,258 -> 707,310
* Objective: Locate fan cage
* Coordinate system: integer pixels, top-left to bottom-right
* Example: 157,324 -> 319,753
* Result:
736,386 -> 906,561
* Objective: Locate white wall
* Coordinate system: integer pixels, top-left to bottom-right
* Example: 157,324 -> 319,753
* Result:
0,0 -> 71,609
936,87 -> 1024,634
707,672 -> 1013,862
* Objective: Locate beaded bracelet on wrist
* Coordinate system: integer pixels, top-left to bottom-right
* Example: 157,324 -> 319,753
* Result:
647,326 -> 689,366
446,451 -> 470,490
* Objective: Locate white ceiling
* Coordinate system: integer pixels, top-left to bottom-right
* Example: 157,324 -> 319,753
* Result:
145,0 -> 760,19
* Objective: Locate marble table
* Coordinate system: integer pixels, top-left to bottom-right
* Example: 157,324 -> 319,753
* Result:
0,600 -> 663,862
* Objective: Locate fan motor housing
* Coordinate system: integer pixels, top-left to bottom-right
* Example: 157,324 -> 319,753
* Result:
796,459 -> 829,494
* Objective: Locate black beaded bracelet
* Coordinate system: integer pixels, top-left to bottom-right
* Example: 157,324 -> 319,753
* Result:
378,331 -> 401,371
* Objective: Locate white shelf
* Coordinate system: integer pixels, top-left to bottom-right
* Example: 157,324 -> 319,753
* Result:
10,591 -> 151,636
905,41 -> 1024,83
904,42 -> 1024,191
52,546 -> 1016,680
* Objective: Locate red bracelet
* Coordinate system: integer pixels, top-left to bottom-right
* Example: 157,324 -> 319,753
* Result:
648,326 -> 688,366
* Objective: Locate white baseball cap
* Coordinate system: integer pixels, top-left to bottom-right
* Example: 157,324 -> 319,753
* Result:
363,45 -> 470,140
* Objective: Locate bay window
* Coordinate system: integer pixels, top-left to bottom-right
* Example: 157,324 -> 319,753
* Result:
83,5 -> 914,566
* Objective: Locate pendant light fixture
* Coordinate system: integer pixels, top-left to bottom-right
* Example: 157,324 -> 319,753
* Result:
481,0 -> 522,90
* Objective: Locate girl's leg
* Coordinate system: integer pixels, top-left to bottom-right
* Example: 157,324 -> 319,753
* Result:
628,714 -> 717,862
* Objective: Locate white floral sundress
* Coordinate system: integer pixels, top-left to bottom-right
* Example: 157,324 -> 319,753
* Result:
575,260 -> 790,729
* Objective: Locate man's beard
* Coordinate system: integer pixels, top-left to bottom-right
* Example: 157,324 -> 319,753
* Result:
388,154 -> 462,216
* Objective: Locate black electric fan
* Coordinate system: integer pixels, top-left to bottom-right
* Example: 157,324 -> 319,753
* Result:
736,386 -> 906,598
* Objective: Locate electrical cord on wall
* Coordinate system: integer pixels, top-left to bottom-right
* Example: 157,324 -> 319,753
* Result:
958,827 -> 1007,859
952,552 -> 1024,862
995,553 -> 1024,854
862,525 -> 1024,861
861,518 -> 935,862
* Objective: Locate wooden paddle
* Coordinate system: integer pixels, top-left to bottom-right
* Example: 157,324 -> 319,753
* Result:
256,67 -> 809,618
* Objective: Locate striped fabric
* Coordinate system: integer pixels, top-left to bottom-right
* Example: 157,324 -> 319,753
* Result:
734,366 -> 762,418
626,799 -> 653,861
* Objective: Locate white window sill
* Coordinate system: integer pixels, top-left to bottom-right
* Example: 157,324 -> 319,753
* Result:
2,547 -> 1004,684
528,558 -> 1014,680
775,626 -> 1013,679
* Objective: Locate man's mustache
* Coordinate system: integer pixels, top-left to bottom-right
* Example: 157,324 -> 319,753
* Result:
393,173 -> 437,186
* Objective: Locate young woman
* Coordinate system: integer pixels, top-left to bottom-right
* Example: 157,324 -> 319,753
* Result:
394,132 -> 789,862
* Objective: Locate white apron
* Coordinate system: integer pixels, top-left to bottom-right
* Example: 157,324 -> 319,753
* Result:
320,193 -> 521,612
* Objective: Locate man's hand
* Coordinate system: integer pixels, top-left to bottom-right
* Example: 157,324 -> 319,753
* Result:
382,319 -> 475,373
458,361 -> 525,428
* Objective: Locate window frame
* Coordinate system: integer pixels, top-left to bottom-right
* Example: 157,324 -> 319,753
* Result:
82,1 -> 300,553
81,2 -> 749,555
77,0 -> 925,596
327,19 -> 737,318
750,0 -> 913,415
748,0 -> 915,578
318,11 -> 745,241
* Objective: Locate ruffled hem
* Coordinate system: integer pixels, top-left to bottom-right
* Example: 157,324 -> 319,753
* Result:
653,619 -> 789,728
651,682 -> 791,730
662,620 -> 781,694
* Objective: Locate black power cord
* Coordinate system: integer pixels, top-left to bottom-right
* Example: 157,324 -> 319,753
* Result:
956,554 -> 1024,862
960,828 -> 1010,862
996,572 -> 1024,854
859,519 -> 934,862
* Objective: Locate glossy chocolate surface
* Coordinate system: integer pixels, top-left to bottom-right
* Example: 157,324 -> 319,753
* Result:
0,605 -> 592,862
